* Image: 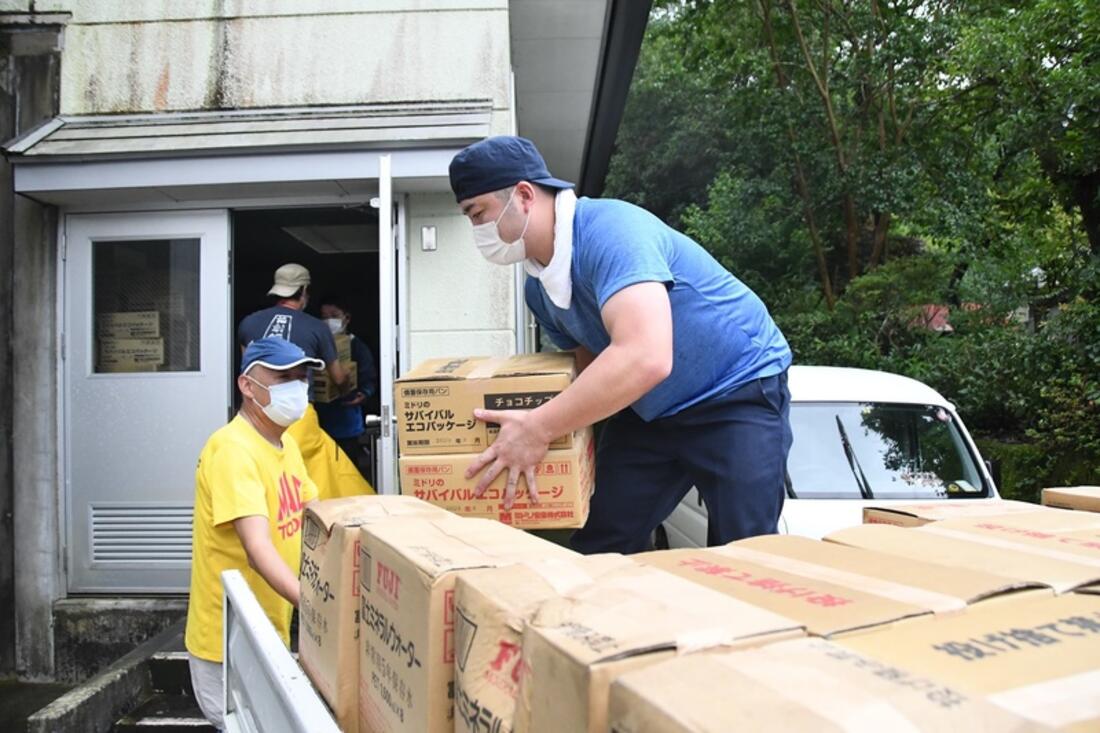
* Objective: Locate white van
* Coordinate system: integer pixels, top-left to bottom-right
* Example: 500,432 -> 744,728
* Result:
658,365 -> 1001,547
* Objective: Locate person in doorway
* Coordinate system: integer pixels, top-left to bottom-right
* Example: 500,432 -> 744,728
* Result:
449,136 -> 793,554
238,263 -> 374,498
316,294 -> 379,481
185,338 -> 321,730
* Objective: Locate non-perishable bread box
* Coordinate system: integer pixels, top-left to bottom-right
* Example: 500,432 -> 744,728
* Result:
514,563 -> 803,733
334,333 -> 352,363
297,496 -> 450,733
97,310 -> 161,338
356,515 -> 576,733
453,555 -> 634,733
1043,486 -> 1100,514
608,638 -> 1046,733
98,337 -> 165,364
839,593 -> 1100,731
314,361 -> 357,403
399,425 -> 595,529
637,534 -> 1049,639
395,354 -> 576,455
862,499 -> 1044,527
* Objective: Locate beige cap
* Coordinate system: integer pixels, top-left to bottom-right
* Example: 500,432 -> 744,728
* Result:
268,263 -> 311,297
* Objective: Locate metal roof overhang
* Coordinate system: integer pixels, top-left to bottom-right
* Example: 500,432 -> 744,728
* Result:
4,101 -> 492,207
510,0 -> 651,196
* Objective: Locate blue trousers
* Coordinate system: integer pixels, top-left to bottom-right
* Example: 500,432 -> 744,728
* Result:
571,371 -> 792,554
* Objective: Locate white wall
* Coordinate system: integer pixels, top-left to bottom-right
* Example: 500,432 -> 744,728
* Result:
46,0 -> 512,133
404,192 -> 516,366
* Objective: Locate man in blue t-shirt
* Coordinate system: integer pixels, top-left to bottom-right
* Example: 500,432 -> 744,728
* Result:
448,136 -> 793,553
238,263 -> 373,499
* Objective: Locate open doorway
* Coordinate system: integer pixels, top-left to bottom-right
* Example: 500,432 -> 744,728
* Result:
232,205 -> 381,483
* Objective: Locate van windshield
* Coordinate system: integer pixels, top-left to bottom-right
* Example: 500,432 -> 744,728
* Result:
787,402 -> 989,500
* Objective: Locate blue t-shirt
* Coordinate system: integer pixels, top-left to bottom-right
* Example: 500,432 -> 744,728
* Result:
525,197 -> 791,421
237,306 -> 338,365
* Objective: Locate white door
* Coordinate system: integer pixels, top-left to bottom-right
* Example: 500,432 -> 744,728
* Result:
64,210 -> 231,593
376,155 -> 397,493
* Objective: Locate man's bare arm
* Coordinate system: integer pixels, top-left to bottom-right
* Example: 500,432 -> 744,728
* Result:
232,515 -> 301,606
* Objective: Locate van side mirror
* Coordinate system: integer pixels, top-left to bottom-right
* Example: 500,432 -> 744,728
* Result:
985,458 -> 1002,491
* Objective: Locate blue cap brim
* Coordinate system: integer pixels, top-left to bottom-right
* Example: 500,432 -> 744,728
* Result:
242,356 -> 325,375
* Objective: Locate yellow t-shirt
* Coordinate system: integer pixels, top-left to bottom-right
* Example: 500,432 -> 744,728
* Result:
185,415 -> 319,662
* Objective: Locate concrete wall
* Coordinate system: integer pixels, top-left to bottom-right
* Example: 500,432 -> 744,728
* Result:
405,192 -> 516,366
41,0 -> 512,132
2,15 -> 65,681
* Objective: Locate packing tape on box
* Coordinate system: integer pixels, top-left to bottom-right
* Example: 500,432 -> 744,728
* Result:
673,627 -> 738,655
920,525 -> 1100,569
713,652 -> 926,732
520,559 -> 600,596
986,668 -> 1100,729
711,545 -> 967,613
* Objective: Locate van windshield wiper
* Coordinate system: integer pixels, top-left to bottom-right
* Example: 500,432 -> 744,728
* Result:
835,415 -> 873,499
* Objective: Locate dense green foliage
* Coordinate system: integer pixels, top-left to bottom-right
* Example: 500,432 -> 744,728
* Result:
606,0 -> 1099,499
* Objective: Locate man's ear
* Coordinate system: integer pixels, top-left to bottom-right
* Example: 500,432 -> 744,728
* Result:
238,373 -> 255,401
515,180 -> 537,207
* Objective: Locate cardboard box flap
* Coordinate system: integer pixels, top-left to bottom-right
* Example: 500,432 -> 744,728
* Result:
826,523 -> 1100,594
929,507 -> 1100,533
477,352 -> 575,379
735,533 -> 1047,606
397,353 -> 576,383
609,638 -> 1048,733
839,594 -> 1100,731
640,545 -> 939,638
397,356 -> 492,382
363,516 -> 575,581
528,564 -> 802,665
1042,486 -> 1100,512
303,495 -> 447,534
864,499 -> 1042,525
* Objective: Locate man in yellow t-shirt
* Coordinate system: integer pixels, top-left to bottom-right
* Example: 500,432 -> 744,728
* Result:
185,337 -> 322,729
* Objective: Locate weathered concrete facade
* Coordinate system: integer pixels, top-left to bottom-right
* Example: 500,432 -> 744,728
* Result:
2,0 -> 647,685
1,9 -> 65,680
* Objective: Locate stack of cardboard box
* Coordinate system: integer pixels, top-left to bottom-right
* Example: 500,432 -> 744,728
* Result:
313,333 -> 357,402
1042,486 -> 1100,514
298,490 -> 1100,732
96,310 -> 164,372
394,354 -> 595,529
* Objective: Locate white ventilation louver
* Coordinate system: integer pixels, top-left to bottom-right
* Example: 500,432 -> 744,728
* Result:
90,502 -> 193,564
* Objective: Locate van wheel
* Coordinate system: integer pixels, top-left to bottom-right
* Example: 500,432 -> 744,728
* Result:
652,524 -> 670,550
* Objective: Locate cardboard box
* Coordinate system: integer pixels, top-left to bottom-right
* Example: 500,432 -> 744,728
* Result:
515,563 -> 804,733
334,333 -> 352,362
637,534 -> 1048,639
863,499 -> 1044,527
97,310 -> 160,338
453,555 -> 633,733
357,516 -> 576,733
98,337 -> 165,366
398,426 -> 594,529
395,354 -> 576,455
298,496 -> 451,733
839,594 -> 1100,731
608,637 -> 1046,732
95,355 -> 160,373
826,523 -> 1100,594
314,361 -> 357,403
1043,486 -> 1100,513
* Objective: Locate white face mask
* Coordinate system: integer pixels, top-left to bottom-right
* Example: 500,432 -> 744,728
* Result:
247,375 -> 309,427
472,188 -> 529,265
325,318 -> 344,335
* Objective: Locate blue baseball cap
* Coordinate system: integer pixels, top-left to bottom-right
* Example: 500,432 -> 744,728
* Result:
449,136 -> 574,203
241,337 -> 324,375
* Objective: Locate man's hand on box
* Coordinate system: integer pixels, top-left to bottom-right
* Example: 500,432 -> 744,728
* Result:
466,409 -> 550,510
